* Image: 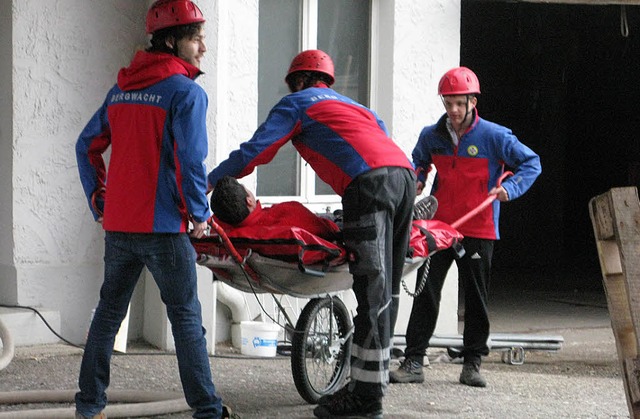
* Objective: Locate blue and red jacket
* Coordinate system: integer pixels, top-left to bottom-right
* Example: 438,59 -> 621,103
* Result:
207,84 -> 413,196
413,111 -> 541,240
76,51 -> 211,233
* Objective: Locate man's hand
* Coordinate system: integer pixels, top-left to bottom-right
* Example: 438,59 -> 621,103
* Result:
416,180 -> 425,195
190,220 -> 209,238
489,186 -> 509,202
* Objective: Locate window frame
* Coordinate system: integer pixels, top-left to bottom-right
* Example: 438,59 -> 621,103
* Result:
257,0 -> 378,213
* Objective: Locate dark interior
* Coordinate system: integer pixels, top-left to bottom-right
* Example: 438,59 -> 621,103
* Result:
460,1 -> 640,292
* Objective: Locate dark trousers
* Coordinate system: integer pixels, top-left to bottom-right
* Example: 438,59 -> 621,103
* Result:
404,237 -> 494,364
342,167 -> 416,398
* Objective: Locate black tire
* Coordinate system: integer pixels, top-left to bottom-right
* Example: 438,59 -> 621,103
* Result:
290,296 -> 352,404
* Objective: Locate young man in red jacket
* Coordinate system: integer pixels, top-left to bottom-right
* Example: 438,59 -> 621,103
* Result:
390,67 -> 541,388
75,1 -> 228,418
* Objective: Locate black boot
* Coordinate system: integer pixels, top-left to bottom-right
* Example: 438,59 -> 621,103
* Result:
459,361 -> 486,387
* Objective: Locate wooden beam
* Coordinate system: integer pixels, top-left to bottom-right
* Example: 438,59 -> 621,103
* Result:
589,187 -> 640,419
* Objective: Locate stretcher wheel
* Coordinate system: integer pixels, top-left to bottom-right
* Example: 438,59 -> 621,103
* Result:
291,296 -> 352,404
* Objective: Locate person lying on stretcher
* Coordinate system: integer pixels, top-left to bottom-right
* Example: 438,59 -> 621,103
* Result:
208,176 -> 453,259
210,176 -> 342,241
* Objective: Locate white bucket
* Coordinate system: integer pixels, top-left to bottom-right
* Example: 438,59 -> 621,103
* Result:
239,321 -> 280,357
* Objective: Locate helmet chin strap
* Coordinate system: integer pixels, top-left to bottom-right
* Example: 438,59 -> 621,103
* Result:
462,95 -> 475,126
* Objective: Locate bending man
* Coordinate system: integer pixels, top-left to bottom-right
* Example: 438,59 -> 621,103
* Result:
207,50 -> 416,419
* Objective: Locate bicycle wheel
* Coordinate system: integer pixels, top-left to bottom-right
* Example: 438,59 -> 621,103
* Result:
290,296 -> 352,404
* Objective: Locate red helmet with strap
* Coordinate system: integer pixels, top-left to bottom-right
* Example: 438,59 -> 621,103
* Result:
146,0 -> 205,34
438,67 -> 481,96
285,50 -> 335,86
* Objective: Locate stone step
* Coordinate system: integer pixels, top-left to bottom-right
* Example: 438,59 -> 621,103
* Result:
0,307 -> 61,347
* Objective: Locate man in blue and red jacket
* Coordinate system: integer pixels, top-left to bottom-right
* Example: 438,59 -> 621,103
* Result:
74,1 -> 227,418
390,67 -> 541,388
207,50 -> 416,419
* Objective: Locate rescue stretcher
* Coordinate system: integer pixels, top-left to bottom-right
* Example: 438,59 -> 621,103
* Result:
191,215 -> 457,404
191,172 -> 563,403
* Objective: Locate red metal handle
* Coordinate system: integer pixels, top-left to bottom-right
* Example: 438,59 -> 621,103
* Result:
450,171 -> 513,230
208,220 -> 262,283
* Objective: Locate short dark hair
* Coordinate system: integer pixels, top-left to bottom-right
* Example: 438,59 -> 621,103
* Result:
210,176 -> 250,225
147,22 -> 204,54
286,71 -> 334,92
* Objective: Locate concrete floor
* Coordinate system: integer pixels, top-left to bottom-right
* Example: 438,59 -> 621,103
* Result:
0,285 -> 631,418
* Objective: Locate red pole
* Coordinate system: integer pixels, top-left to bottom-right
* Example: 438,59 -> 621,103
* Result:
451,171 -> 513,230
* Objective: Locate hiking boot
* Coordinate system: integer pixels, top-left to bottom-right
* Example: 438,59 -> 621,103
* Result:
222,404 -> 241,419
313,389 -> 382,418
317,385 -> 351,406
413,195 -> 438,220
75,412 -> 106,419
389,358 -> 424,384
459,362 -> 487,387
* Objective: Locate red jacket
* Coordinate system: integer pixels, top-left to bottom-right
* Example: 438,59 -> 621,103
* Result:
76,51 -> 211,232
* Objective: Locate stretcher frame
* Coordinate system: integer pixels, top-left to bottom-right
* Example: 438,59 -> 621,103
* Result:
195,172 -> 563,401
195,220 -> 428,404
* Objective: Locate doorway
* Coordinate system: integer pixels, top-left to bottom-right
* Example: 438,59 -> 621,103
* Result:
461,1 -> 640,292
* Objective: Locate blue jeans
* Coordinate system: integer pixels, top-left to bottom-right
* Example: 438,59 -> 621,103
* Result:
75,232 -> 223,418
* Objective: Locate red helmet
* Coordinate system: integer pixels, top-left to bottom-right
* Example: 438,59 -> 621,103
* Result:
285,50 -> 335,86
438,67 -> 481,96
146,0 -> 205,34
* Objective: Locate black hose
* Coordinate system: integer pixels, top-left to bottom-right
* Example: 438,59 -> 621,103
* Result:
0,304 -> 82,349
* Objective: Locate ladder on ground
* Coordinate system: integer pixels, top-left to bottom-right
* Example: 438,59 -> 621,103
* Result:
394,333 -> 564,365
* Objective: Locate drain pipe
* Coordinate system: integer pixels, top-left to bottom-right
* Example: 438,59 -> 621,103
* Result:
0,317 -> 15,371
216,282 -> 252,349
216,282 -> 251,323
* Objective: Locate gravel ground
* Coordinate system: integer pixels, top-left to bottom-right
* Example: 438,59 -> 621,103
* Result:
0,290 -> 631,418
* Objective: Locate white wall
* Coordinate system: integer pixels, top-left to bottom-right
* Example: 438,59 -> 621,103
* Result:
202,0 -> 262,343
204,0 -> 261,193
1,0 -> 462,348
9,0 -> 150,343
379,0 -> 462,336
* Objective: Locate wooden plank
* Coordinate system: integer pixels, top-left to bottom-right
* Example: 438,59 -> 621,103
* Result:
589,187 -> 640,418
627,358 -> 640,408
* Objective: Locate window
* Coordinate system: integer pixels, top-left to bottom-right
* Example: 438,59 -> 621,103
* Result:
256,0 -> 372,206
